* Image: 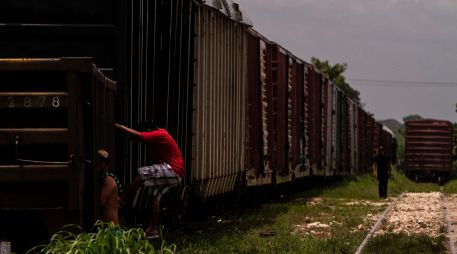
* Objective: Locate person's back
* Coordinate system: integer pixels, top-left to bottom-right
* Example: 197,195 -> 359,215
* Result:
99,173 -> 120,224
141,128 -> 184,178
374,146 -> 390,198
375,153 -> 389,179
98,149 -> 120,225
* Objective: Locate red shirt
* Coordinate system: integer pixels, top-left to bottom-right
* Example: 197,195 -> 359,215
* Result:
140,129 -> 184,177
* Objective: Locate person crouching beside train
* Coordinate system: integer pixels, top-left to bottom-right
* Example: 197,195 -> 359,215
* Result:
373,146 -> 391,199
98,149 -> 124,225
115,120 -> 184,239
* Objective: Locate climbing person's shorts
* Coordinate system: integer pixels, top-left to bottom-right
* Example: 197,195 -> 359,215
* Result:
137,163 -> 181,201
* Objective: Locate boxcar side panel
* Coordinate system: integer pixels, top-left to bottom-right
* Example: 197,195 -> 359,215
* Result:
331,85 -> 338,174
245,30 -> 273,187
192,6 -> 247,198
273,47 -> 290,183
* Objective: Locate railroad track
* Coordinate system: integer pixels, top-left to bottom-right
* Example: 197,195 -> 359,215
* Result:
443,188 -> 457,254
356,191 -> 457,254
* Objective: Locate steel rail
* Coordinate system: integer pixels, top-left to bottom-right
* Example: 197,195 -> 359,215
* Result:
441,187 -> 456,254
355,193 -> 403,254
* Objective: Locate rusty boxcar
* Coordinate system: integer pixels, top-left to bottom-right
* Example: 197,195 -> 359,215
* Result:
405,119 -> 453,183
0,58 -> 116,252
348,99 -> 358,174
245,28 -> 310,187
306,66 -> 323,175
373,122 -> 382,156
337,90 -> 348,175
245,29 -> 273,187
289,56 -> 309,180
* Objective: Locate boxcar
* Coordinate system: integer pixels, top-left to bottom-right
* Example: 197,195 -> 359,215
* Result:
405,119 -> 453,183
289,56 -> 310,180
120,0 -> 195,188
357,108 -> 366,174
245,29 -> 272,186
245,29 -> 273,187
305,65 -> 323,175
348,100 -> 358,174
246,29 -> 310,187
373,122 -> 382,156
266,43 -> 290,184
0,0 -> 121,78
0,58 -> 116,252
336,90 -> 349,175
191,1 -> 251,199
330,85 -> 338,175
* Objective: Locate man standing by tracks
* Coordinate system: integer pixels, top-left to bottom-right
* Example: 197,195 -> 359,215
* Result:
374,146 -> 391,198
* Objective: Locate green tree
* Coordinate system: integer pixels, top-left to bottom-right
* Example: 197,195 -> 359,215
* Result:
311,57 -> 361,104
402,114 -> 423,123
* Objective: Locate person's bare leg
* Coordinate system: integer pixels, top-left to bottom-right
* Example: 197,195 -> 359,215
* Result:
145,199 -> 160,236
120,175 -> 143,206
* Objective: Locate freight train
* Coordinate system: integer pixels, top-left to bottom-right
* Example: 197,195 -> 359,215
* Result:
405,119 -> 453,184
0,0 -> 395,252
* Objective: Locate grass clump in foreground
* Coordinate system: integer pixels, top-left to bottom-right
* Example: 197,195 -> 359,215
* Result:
27,221 -> 175,254
363,233 -> 447,254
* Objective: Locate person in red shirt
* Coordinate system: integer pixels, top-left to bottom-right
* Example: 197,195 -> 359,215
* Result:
115,119 -> 184,238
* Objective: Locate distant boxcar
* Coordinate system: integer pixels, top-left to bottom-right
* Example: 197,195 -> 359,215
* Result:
405,119 -> 453,183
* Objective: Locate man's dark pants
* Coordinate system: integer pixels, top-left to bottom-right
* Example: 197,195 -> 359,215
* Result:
378,176 -> 388,198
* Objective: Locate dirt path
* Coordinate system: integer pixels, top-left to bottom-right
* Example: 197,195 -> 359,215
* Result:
375,192 -> 445,237
357,192 -> 457,254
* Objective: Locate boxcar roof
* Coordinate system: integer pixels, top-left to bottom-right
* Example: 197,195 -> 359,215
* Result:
199,0 -> 253,26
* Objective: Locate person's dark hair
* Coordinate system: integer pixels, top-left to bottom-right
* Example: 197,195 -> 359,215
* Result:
138,119 -> 159,131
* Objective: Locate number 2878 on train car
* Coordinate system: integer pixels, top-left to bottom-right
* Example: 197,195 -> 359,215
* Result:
2,93 -> 67,109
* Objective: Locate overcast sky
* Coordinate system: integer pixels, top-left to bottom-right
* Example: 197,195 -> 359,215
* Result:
235,0 -> 457,123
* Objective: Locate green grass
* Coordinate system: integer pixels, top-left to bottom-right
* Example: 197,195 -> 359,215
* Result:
170,199 -> 377,254
299,174 -> 381,200
363,233 -> 447,254
442,170 -> 457,193
443,179 -> 457,193
171,195 -> 375,253
27,221 -> 176,254
31,168 -> 446,253
388,167 -> 440,194
167,168 -> 445,253
294,166 -> 440,200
